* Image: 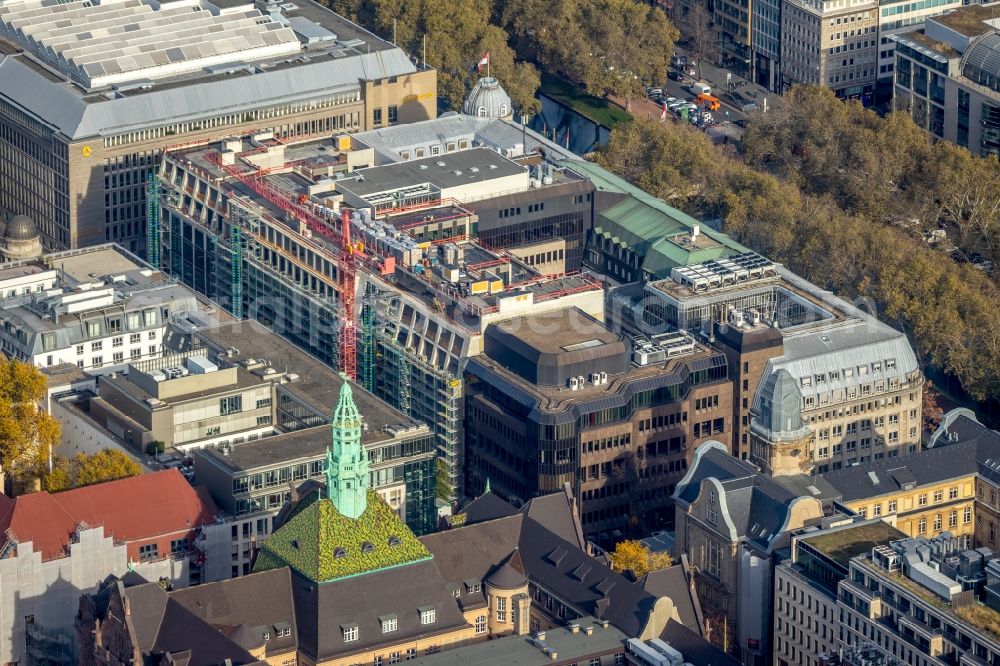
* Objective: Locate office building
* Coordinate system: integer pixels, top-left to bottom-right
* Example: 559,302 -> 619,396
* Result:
773,519 -> 906,666
157,127 -> 604,501
0,469 -> 219,665
836,534 -> 1000,665
464,306 -> 733,541
874,0 -> 962,101
0,0 -> 435,255
780,0 -> 879,101
715,0 -> 754,79
774,409 -> 1000,550
891,4 -> 1000,157
673,441 -> 825,665
641,258 -> 923,467
0,243 -> 198,372
187,320 -> 439,546
753,0 -> 784,90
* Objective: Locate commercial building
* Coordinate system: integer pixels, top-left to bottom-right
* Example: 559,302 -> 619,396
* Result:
836,534 -> 1000,665
773,409 -> 1000,550
874,0 -> 962,101
157,117 -> 605,501
780,0 -> 879,101
715,0 -> 754,79
773,518 -> 906,666
0,243 -> 199,372
673,441 -> 825,665
0,0 -> 435,256
641,259 -> 923,468
187,320 -> 439,546
891,4 -> 1000,157
753,0 -> 785,90
464,306 -> 733,541
0,469 -> 219,665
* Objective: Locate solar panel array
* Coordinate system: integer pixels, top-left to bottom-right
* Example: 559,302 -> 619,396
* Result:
0,0 -> 301,87
670,251 -> 776,291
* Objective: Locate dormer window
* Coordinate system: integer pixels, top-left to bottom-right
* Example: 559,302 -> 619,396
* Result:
419,607 -> 436,625
361,541 -> 374,554
478,106 -> 487,117
381,615 -> 398,633
334,547 -> 347,559
342,624 -> 359,642
388,535 -> 401,547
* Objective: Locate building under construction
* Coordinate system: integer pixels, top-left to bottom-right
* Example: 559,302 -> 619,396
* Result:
156,131 -> 605,499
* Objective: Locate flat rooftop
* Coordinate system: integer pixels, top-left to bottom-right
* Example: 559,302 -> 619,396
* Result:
407,618 -> 627,666
894,30 -> 962,59
0,0 -> 401,92
196,421 -> 428,474
472,337 -> 724,407
191,320 -> 416,432
800,521 -> 907,568
932,4 -> 1000,37
493,308 -> 621,355
336,148 -> 527,199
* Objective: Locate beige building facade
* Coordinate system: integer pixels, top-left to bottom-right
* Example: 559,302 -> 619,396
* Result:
0,0 -> 435,257
780,0 -> 879,100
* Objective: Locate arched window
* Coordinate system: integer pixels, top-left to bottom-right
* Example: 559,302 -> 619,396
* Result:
499,104 -> 508,117
478,106 -> 487,118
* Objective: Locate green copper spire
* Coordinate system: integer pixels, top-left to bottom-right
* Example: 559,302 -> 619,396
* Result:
484,477 -> 491,494
325,374 -> 369,519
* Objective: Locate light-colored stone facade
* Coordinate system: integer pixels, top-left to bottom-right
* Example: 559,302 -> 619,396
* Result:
781,0 -> 879,100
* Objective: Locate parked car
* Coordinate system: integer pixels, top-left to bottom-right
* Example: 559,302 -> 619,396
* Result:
646,87 -> 662,99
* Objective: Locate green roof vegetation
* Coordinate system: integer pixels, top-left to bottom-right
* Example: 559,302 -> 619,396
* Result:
803,521 -> 906,568
254,489 -> 431,582
539,75 -> 632,129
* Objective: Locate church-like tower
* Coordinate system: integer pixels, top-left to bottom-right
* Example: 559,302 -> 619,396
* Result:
325,374 -> 369,518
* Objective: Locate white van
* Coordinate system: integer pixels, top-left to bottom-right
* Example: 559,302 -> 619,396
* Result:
689,82 -> 712,95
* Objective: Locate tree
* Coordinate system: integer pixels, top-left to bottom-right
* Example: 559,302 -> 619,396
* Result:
577,0 -> 678,109
922,382 -> 945,433
610,539 -> 672,578
0,357 -> 61,481
44,449 -> 141,492
683,1 -> 720,78
435,457 -> 453,501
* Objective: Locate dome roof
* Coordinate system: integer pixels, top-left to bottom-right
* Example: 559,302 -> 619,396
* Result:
5,215 -> 39,242
463,77 -> 513,119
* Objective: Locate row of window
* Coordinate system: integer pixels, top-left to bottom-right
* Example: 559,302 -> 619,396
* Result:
343,609 -> 437,644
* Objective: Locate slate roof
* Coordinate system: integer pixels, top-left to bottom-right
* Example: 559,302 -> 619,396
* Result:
90,576 -> 260,665
422,507 -> 665,639
675,442 -> 805,550
0,469 -> 217,561
456,492 -> 519,525
521,487 -> 586,550
660,620 -> 742,666
290,559 -> 469,662
170,568 -> 298,656
639,560 -> 703,634
809,413 -> 1000,503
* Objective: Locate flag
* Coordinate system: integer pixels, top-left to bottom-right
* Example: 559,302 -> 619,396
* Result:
660,101 -> 668,121
477,52 -> 489,71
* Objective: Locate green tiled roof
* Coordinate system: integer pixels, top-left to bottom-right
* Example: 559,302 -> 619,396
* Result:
566,159 -> 751,278
253,489 -> 431,582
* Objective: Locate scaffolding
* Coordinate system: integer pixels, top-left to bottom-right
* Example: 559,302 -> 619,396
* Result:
146,168 -> 160,268
230,222 -> 244,319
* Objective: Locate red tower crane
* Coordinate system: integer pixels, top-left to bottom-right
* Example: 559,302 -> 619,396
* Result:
205,153 -> 361,380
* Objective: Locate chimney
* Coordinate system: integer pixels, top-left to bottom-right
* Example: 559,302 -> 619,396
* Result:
584,625 -> 594,635
569,622 -> 580,634
691,224 -> 700,241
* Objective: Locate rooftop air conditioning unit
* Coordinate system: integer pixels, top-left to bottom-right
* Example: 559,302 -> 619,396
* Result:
569,377 -> 580,391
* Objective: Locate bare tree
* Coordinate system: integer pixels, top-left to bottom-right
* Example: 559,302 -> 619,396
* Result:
684,1 -> 720,78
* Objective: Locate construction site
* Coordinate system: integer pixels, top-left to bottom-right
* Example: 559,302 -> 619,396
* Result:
156,130 -> 605,499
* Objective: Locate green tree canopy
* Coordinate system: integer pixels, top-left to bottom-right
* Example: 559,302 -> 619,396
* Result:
0,358 -> 61,480
45,449 -> 142,492
596,111 -> 1000,401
